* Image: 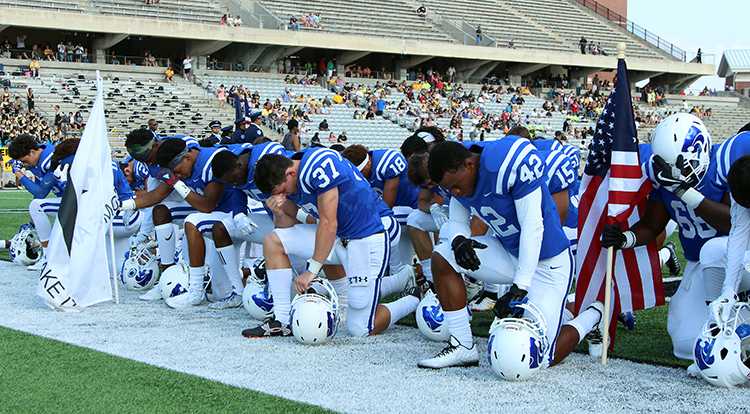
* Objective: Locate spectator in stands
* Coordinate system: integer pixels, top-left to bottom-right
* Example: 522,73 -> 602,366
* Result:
147,119 -> 159,139
26,88 -> 34,111
29,59 -> 40,78
220,14 -> 228,25
165,66 -> 174,82
282,119 -> 301,152
579,36 -> 587,54
43,45 -> 54,61
110,51 -> 120,65
475,26 -> 483,45
508,38 -> 515,49
65,42 -> 74,62
216,84 -> 226,108
696,48 -> 702,63
56,42 -> 66,62
182,56 -> 193,81
337,131 -> 347,143
319,119 -> 329,131
447,66 -> 456,83
73,111 -> 83,130
16,34 -> 28,59
289,16 -> 300,31
416,4 -> 427,17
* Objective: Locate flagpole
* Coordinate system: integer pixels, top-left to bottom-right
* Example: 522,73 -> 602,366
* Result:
601,246 -> 614,365
108,221 -> 120,304
601,42 -> 628,365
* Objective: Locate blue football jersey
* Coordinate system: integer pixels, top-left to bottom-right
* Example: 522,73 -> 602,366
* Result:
710,131 -> 750,194
28,144 -> 55,179
226,142 -> 287,203
561,144 -> 581,175
185,146 -> 247,214
369,149 -> 419,209
455,137 -> 569,259
131,159 -> 150,191
538,149 -> 576,194
112,162 -> 134,202
147,135 -> 200,177
643,142 -> 728,262
532,138 -> 563,152
289,148 -> 384,239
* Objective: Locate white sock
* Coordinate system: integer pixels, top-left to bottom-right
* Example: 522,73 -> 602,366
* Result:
379,265 -> 412,296
444,307 -> 473,347
383,295 -> 419,328
420,259 -> 433,282
564,306 -> 602,343
658,247 -> 671,267
268,268 -> 293,325
155,223 -> 176,265
188,265 -> 206,295
217,244 -> 242,295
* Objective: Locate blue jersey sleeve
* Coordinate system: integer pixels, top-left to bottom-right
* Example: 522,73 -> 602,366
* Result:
20,172 -> 58,199
300,149 -> 349,195
561,144 -> 581,173
494,139 -> 545,199
715,132 -> 750,192
374,150 -> 407,182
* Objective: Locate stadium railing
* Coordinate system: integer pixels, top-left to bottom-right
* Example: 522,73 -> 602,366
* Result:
574,0 -> 686,61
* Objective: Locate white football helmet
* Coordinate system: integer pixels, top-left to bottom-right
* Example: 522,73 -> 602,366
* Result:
487,302 -> 549,381
650,113 -> 712,185
290,278 -> 340,345
9,223 -> 41,266
120,240 -> 160,291
242,258 -> 274,320
416,290 -> 451,342
160,262 -> 189,300
693,301 -> 750,387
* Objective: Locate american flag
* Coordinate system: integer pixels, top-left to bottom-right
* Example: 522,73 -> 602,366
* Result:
574,59 -> 664,342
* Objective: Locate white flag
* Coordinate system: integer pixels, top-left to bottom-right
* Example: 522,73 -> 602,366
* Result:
38,72 -> 118,309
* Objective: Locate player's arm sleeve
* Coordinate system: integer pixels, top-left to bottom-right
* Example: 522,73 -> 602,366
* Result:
20,173 -> 55,198
445,196 -> 471,242
723,197 -> 750,297
513,188 -> 544,290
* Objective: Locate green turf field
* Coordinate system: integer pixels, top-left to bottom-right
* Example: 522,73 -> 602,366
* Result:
0,189 -> 690,412
0,326 -> 331,413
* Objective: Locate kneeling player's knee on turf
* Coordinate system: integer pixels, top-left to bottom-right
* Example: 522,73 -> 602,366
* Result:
212,222 -> 232,246
346,310 -> 371,337
152,204 -> 172,225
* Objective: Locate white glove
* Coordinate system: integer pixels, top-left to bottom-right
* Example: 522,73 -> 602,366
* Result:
53,163 -> 70,184
429,203 -> 450,229
119,198 -> 137,212
234,213 -> 258,240
709,293 -> 737,324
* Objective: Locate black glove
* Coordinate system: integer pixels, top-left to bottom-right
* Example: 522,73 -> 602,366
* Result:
651,155 -> 695,194
451,235 -> 487,271
494,284 -> 528,319
601,224 -> 626,249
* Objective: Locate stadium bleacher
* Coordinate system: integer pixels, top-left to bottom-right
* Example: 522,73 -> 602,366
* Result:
90,0 -> 224,23
258,0 -> 453,43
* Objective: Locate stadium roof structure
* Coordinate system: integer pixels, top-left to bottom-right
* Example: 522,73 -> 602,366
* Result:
0,5 -> 714,90
718,50 -> 750,77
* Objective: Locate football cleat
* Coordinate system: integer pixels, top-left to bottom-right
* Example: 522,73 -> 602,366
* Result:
208,292 -> 243,310
417,336 -> 479,369
242,319 -> 292,338
663,242 -> 681,277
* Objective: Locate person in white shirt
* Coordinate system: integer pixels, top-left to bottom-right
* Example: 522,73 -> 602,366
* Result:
182,56 -> 192,81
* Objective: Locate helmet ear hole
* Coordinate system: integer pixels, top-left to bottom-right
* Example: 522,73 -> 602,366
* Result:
720,348 -> 729,360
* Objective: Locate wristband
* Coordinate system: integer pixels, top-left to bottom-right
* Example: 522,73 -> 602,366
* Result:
622,231 -> 636,249
306,258 -> 323,277
120,198 -> 137,211
679,187 -> 705,210
172,181 -> 192,199
296,208 -> 310,224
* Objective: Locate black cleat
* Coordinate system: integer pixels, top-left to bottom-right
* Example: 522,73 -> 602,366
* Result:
241,319 -> 292,338
664,242 -> 681,277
